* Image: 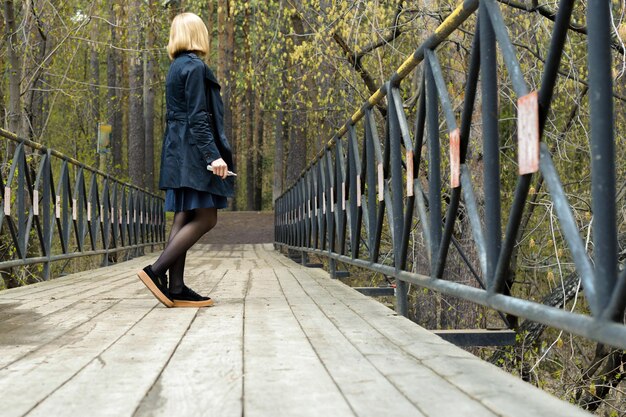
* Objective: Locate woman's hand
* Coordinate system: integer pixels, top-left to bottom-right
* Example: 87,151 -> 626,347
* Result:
210,158 -> 228,179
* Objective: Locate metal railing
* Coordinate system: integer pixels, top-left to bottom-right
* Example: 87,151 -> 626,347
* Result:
0,128 -> 166,280
275,0 -> 626,348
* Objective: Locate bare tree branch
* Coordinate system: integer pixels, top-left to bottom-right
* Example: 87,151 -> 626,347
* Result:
356,2 -> 404,59
496,0 -> 625,55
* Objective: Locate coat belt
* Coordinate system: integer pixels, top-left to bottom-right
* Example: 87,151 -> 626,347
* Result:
166,110 -> 187,121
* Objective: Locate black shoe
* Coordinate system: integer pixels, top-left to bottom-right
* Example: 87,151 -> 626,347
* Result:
170,285 -> 214,308
137,265 -> 173,307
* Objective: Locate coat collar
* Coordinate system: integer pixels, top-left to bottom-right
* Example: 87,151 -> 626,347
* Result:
176,51 -> 220,86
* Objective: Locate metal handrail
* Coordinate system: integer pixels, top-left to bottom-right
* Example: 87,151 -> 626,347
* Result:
275,0 -> 626,348
0,128 -> 166,279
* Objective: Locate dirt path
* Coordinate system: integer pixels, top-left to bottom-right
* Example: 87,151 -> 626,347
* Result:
198,211 -> 274,244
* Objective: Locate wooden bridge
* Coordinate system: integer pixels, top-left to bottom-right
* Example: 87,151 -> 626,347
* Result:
1,1 -> 623,415
0,244 -> 590,417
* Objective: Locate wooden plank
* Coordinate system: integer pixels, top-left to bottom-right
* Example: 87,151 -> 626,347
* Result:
27,304 -> 196,417
420,354 -> 591,417
0,299 -> 158,417
0,267 -> 120,301
246,268 -> 284,300
287,268 -> 497,417
275,268 -> 425,417
208,269 -> 249,301
134,300 -> 244,416
243,267 -> 355,417
0,299 -> 118,369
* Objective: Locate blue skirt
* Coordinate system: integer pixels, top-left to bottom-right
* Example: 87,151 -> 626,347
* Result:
164,187 -> 228,212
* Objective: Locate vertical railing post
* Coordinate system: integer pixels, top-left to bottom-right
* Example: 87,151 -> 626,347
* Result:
425,56 -> 442,274
388,85 -> 408,317
17,147 -> 26,260
102,177 -> 111,267
480,4 -> 501,290
587,1 -> 617,315
42,152 -> 52,279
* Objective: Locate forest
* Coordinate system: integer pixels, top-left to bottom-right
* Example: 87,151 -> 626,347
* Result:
1,0 -> 626,415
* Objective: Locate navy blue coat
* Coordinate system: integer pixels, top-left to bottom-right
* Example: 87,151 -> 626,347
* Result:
158,52 -> 235,197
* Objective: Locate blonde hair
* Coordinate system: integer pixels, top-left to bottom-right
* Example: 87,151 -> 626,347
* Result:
167,13 -> 209,60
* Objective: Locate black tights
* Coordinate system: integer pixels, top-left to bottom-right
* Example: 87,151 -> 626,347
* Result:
151,208 -> 217,293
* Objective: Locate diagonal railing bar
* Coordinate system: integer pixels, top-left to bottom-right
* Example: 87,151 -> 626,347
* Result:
413,181 -> 431,263
605,267 -> 626,322
0,128 -> 166,278
460,166 -> 488,278
3,144 -> 26,259
31,152 -> 48,259
425,49 -> 458,132
410,77 -> 432,264
275,0 -> 624,348
537,0 -> 575,129
316,161 -> 325,251
335,137 -> 347,257
364,109 -> 385,263
539,144 -> 599,314
459,23 -> 480,163
303,175 -> 310,248
88,173 -> 99,251
388,87 -> 412,315
425,62 -> 443,275
325,149 -> 335,254
483,0 -> 529,97
347,125 -> 363,260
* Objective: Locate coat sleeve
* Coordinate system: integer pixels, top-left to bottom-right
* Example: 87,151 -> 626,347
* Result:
184,62 -> 222,165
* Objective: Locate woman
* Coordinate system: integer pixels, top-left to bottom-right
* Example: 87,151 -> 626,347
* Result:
137,12 -> 235,308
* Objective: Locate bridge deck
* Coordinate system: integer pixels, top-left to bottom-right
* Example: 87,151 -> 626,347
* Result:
0,244 -> 589,417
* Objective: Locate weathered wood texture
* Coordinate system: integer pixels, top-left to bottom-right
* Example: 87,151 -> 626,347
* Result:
0,244 -> 590,417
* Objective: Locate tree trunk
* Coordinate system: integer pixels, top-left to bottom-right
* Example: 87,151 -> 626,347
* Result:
224,1 -> 235,164
217,0 -> 235,207
254,106 -> 264,210
144,0 -> 156,190
216,0 -> 227,82
230,93 -> 240,210
207,0 -> 214,56
245,87 -> 255,210
272,20 -> 288,204
576,346 -> 626,412
167,0 -> 182,21
3,0 -> 22,137
272,108 -> 285,204
243,5 -> 254,210
107,3 -> 123,177
0,76 -> 4,130
90,18 -> 100,166
284,12 -> 307,187
0,8 -> 4,129
26,1 -> 49,142
216,0 -> 234,142
127,0 -> 145,188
